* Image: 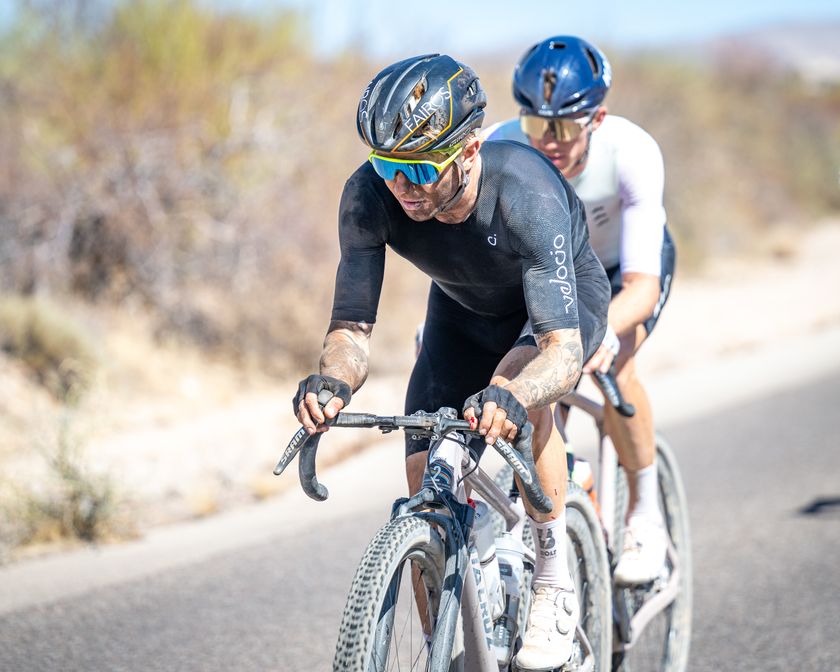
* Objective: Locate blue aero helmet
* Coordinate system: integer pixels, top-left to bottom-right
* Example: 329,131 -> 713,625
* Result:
513,36 -> 612,118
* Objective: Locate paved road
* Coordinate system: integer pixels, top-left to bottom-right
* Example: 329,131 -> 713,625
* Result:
2,369 -> 839,671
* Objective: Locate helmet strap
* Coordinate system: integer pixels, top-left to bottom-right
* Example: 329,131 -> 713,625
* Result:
570,124 -> 594,171
429,157 -> 469,219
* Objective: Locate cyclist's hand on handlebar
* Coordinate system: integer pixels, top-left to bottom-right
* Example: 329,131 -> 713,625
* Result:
293,375 -> 352,435
463,384 -> 529,445
583,323 -> 619,374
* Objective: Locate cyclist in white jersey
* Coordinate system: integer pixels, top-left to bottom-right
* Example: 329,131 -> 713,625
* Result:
485,36 -> 676,589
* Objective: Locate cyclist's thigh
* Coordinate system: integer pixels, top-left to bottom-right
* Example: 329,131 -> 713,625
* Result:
605,225 -> 676,338
405,283 -> 526,458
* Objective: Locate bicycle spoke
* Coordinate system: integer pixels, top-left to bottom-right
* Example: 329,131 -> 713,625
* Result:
613,438 -> 692,672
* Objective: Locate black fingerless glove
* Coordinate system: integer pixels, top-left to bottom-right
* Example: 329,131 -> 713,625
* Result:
462,384 -> 528,431
293,375 -> 352,413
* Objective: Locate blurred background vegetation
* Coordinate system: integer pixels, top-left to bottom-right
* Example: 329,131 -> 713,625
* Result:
1,0 -> 838,378
0,0 -> 838,552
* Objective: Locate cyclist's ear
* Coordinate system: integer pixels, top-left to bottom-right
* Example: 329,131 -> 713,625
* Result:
461,133 -> 482,169
592,105 -> 608,131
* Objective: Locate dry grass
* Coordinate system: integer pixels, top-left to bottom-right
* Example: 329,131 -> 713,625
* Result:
0,416 -> 133,556
0,2 -> 838,558
2,3 -> 836,379
0,296 -> 99,403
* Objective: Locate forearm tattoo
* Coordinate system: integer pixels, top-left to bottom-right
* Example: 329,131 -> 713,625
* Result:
507,328 -> 583,409
320,320 -> 372,391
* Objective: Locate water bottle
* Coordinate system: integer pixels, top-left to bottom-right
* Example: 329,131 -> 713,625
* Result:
493,532 -> 525,665
471,500 -> 505,622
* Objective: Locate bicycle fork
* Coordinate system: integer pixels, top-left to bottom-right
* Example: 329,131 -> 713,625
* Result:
404,505 -> 499,672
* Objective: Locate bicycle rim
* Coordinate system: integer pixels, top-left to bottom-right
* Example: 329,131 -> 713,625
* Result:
566,484 -> 613,672
333,516 -> 451,672
613,436 -> 693,672
491,467 -> 611,671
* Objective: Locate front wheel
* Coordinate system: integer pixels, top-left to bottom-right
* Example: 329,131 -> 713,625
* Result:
612,435 -> 693,672
333,515 -> 454,672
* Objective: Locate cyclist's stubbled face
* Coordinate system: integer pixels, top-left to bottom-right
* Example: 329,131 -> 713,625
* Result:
528,106 -> 607,179
383,159 -> 461,222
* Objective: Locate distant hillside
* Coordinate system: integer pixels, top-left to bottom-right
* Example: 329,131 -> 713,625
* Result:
705,21 -> 840,84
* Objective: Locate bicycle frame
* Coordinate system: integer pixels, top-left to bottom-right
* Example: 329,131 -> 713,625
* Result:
561,390 -> 683,653
401,432 -> 601,672
393,435 -> 535,671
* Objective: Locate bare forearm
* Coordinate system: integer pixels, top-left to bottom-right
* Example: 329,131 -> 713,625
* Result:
319,321 -> 372,391
505,328 -> 583,409
608,273 -> 660,335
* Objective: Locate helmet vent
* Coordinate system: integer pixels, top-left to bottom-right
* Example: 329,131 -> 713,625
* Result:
548,41 -> 567,50
584,47 -> 600,76
542,70 -> 557,105
407,78 -> 427,115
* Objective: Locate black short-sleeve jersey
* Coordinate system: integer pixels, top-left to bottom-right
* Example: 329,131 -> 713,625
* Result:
331,140 -> 606,335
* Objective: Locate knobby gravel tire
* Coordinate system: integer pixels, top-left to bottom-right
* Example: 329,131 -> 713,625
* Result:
566,482 -> 613,672
333,515 -> 450,672
612,435 -> 693,672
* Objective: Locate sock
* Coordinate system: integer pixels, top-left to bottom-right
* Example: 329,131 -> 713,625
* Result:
625,462 -> 664,526
529,512 -> 570,586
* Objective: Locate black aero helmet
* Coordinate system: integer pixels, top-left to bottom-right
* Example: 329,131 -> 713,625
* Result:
357,54 -> 487,154
513,36 -> 611,117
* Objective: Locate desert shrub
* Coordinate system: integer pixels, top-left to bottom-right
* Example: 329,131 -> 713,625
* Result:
0,416 -> 125,553
0,2 -> 838,374
0,295 -> 98,401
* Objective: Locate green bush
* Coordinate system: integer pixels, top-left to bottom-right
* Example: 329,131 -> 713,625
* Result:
0,296 -> 98,401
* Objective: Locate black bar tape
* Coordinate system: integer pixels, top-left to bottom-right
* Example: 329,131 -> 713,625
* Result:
332,413 -> 380,428
592,370 -> 636,418
463,384 -> 528,431
299,434 -> 329,501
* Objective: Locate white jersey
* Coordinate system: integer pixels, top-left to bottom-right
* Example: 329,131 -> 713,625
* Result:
484,115 -> 666,275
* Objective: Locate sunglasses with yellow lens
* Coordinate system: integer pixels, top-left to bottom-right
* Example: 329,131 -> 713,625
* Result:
368,145 -> 464,185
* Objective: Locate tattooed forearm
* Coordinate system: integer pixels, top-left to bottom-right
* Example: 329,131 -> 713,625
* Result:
319,320 -> 373,391
505,328 -> 583,409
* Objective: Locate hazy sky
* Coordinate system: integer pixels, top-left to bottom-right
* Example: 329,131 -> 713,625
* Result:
1,0 -> 837,58
207,0 -> 840,58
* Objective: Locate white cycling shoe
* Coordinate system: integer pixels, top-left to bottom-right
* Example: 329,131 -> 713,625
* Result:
613,516 -> 668,586
514,582 -> 579,671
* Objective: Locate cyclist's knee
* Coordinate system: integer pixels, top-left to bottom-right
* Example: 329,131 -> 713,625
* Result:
615,356 -> 640,389
406,451 -> 428,495
614,325 -> 646,369
528,404 -> 554,443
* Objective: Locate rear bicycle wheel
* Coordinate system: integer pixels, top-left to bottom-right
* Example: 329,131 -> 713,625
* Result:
612,435 -> 693,672
491,467 -> 612,672
333,515 -> 456,672
566,483 -> 613,672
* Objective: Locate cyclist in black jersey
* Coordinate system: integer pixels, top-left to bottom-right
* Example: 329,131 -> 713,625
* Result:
293,53 -> 610,671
